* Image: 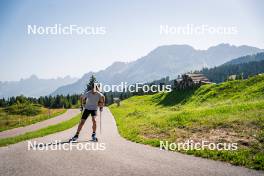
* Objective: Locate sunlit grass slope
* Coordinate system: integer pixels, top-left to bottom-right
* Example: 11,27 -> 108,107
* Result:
110,75 -> 264,170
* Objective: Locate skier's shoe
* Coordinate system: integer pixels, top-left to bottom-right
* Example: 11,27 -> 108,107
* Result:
69,134 -> 78,142
91,132 -> 98,142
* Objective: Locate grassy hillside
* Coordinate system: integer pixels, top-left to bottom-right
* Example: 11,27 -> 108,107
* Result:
110,75 -> 264,170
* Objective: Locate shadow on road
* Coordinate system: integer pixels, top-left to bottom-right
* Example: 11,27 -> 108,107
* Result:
33,140 -> 97,148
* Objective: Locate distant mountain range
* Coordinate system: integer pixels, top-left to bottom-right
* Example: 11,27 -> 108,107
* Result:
200,52 -> 264,83
1,43 -> 262,98
51,43 -> 263,95
0,75 -> 78,98
224,52 -> 264,65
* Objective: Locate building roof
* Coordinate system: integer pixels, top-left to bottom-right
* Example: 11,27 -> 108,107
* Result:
186,73 -> 210,83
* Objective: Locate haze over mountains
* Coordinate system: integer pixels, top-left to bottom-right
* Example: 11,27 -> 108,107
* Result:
1,43 -> 263,98
0,75 -> 77,98
224,52 -> 264,65
52,43 -> 263,95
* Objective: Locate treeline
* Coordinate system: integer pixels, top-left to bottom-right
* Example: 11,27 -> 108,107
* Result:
0,94 -> 80,108
199,60 -> 264,83
103,92 -> 132,105
104,76 -> 173,105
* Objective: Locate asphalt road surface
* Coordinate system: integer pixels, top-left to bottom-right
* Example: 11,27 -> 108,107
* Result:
0,108 -> 263,176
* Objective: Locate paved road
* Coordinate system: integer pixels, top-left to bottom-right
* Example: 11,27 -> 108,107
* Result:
0,109 -> 80,139
0,108 -> 263,176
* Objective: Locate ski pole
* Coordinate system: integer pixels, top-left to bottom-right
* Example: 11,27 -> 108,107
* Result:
100,107 -> 103,134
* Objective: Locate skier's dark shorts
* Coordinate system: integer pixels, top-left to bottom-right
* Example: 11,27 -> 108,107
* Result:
81,109 -> 97,119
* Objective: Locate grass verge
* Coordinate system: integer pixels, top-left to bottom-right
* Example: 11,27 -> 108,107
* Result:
0,108 -> 67,132
0,113 -> 80,147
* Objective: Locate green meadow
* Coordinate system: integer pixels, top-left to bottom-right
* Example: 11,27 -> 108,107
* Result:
110,75 -> 264,170
0,104 -> 66,132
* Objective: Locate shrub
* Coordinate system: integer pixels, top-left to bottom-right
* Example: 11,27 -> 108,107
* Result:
5,103 -> 41,116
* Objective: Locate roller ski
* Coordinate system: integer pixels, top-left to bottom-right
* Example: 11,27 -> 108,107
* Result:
69,134 -> 79,143
90,132 -> 98,142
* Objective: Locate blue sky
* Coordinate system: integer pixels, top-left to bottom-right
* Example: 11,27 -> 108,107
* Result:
0,0 -> 263,81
